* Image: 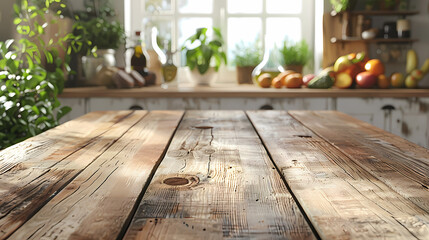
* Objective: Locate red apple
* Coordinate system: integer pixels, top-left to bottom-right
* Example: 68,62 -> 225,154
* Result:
303,74 -> 315,86
356,72 -> 377,88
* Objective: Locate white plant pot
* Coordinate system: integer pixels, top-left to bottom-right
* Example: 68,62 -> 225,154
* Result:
82,49 -> 116,85
189,67 -> 218,86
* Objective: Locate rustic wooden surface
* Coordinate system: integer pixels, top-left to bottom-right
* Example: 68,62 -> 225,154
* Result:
0,111 -> 142,239
124,111 -> 315,239
58,85 -> 429,99
248,110 -> 429,239
1,110 -> 429,239
7,111 -> 183,240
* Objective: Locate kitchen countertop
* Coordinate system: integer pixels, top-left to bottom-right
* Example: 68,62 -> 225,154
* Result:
59,84 -> 429,98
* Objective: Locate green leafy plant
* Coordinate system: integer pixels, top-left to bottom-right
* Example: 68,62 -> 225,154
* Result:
280,39 -> 311,67
232,40 -> 262,67
182,27 -> 227,74
72,0 -> 125,54
330,0 -> 357,12
0,0 -> 86,149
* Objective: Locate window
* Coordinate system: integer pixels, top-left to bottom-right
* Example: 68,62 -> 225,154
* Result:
125,0 -> 315,82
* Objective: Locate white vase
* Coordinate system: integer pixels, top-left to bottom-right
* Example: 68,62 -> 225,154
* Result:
189,67 -> 218,86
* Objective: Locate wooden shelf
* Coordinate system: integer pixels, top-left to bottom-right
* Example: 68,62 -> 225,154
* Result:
331,37 -> 418,44
59,85 -> 429,99
331,10 -> 419,17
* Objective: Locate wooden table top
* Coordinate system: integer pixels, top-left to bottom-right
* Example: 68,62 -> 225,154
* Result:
1,110 -> 429,239
59,85 -> 429,99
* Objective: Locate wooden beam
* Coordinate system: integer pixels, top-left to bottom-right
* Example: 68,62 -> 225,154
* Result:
7,111 -> 183,239
247,110 -> 429,239
124,111 -> 316,239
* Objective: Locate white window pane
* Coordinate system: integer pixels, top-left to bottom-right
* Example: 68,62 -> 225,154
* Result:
266,18 -> 301,47
228,18 -> 262,65
145,0 -> 172,13
178,18 -> 213,66
178,0 -> 213,13
266,0 -> 302,14
227,0 -> 262,14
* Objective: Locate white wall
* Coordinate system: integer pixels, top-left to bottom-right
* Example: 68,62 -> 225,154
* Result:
0,1 -> 14,42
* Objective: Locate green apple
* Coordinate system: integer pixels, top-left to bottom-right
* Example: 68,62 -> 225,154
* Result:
410,69 -> 423,81
334,55 -> 353,73
405,75 -> 418,88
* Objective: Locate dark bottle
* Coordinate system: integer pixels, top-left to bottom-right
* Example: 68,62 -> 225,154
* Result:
131,31 -> 148,75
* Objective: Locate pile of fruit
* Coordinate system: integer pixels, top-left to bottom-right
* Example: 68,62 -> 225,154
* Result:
255,50 -> 429,89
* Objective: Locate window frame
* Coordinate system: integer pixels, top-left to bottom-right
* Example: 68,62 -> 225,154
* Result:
125,0 -> 316,83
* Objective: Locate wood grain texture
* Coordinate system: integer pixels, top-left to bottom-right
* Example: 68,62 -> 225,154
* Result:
8,111 -> 184,240
247,111 -> 429,239
0,110 -> 140,239
289,110 -> 429,213
124,111 -> 315,239
58,85 -> 429,99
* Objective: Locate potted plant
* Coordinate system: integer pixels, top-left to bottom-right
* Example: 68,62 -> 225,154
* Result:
233,40 -> 262,84
330,0 -> 357,13
380,0 -> 397,10
280,39 -> 311,74
182,27 -> 227,86
365,0 -> 379,10
0,0 -> 85,149
72,0 -> 125,84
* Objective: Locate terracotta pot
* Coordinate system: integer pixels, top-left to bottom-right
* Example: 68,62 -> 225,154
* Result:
284,65 -> 303,74
236,66 -> 255,84
189,67 -> 218,86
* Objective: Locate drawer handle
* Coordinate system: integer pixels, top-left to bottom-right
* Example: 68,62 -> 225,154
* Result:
381,105 -> 395,111
129,105 -> 144,110
259,104 -> 274,110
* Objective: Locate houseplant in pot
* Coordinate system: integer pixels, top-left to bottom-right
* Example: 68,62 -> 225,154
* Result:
182,27 -> 227,86
72,0 -> 125,85
0,0 -> 85,149
280,39 -> 311,74
232,40 -> 262,84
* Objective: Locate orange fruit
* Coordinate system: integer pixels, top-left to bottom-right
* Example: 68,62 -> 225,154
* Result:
285,73 -> 303,88
257,73 -> 272,88
365,59 -> 385,76
271,77 -> 283,88
276,70 -> 295,86
377,74 -> 390,89
390,72 -> 404,88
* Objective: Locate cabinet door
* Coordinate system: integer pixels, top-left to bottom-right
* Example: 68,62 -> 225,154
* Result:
390,98 -> 429,148
337,98 -> 429,148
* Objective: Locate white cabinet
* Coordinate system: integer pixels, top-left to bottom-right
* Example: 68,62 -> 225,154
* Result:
86,98 -> 331,111
337,97 -> 429,148
59,97 -> 429,148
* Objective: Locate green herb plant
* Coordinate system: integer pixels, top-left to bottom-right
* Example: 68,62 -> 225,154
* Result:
72,0 -> 125,55
0,0 -> 87,149
182,27 -> 227,74
232,40 -> 262,67
280,39 -> 311,67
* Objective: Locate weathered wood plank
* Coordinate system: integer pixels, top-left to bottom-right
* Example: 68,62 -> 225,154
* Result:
247,110 -> 429,239
0,111 -> 141,239
8,111 -> 183,240
124,111 -> 315,239
289,110 -> 429,213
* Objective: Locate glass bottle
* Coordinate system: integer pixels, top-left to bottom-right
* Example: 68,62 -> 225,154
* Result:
161,40 -> 178,89
252,35 -> 285,86
131,31 -> 148,76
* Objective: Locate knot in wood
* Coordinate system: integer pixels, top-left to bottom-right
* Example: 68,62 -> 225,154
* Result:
162,175 -> 200,188
163,177 -> 189,186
